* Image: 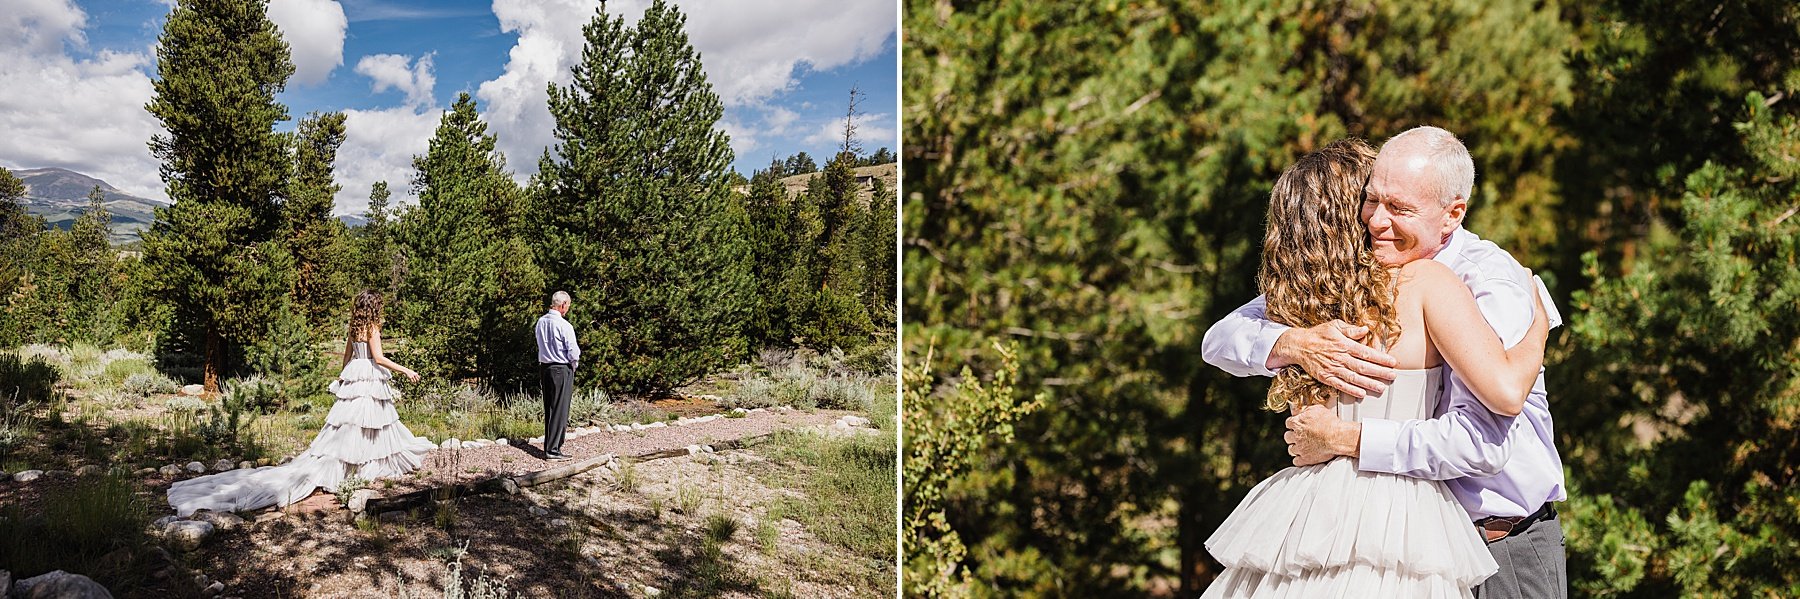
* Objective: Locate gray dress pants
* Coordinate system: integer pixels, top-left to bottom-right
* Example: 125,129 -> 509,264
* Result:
539,362 -> 573,454
1474,510 -> 1568,599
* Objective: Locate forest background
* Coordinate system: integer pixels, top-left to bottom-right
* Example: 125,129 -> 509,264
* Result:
902,1 -> 1800,597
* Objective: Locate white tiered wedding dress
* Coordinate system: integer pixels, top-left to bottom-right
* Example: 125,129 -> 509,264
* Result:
1201,367 -> 1498,599
167,341 -> 436,516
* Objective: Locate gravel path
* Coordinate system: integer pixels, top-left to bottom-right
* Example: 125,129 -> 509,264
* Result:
382,408 -> 853,495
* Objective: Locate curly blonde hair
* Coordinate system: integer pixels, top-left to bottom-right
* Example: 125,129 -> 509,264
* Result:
1258,138 -> 1401,411
347,290 -> 384,342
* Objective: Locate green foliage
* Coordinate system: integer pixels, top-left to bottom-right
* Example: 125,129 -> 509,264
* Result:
396,93 -> 544,388
0,471 -> 150,582
286,111 -> 354,333
141,0 -> 297,392
0,352 -> 61,406
245,301 -> 332,411
356,180 -> 402,295
532,0 -> 752,394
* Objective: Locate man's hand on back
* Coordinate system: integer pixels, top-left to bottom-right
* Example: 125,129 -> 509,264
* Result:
1267,320 -> 1399,397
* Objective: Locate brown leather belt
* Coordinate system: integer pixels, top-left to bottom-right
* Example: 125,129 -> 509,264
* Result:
1474,502 -> 1556,544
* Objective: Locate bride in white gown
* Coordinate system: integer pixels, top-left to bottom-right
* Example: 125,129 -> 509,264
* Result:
1201,139 -> 1549,598
168,291 -> 437,516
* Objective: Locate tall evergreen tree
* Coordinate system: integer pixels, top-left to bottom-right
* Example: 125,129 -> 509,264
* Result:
532,0 -> 753,394
396,93 -> 544,387
69,186 -> 120,342
285,111 -> 352,333
794,155 -> 874,350
743,168 -> 794,346
862,175 -> 896,331
141,0 -> 296,392
357,180 -> 400,295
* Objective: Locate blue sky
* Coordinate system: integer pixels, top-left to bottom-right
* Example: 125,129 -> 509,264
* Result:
0,0 -> 898,214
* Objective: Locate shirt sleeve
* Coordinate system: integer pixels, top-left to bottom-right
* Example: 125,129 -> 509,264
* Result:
561,321 -> 581,364
1201,295 -> 1288,378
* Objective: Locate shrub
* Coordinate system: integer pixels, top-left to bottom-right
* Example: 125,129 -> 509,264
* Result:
223,376 -> 284,413
100,358 -> 157,387
123,371 -> 180,396
165,395 -> 207,413
0,471 -> 149,579
810,375 -> 876,411
0,352 -> 61,406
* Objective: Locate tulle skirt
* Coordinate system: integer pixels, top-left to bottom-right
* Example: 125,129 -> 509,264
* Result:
1201,457 -> 1498,599
167,359 -> 435,516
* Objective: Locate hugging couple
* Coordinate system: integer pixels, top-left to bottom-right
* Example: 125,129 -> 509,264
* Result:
1200,126 -> 1567,599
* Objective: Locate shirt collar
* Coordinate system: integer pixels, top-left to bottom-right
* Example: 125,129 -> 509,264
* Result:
1430,226 -> 1471,266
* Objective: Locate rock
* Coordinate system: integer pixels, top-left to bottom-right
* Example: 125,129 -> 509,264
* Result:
530,436 -> 545,444
12,470 -> 43,482
184,461 -> 205,473
703,445 -> 715,453
643,421 -> 666,429
642,585 -> 662,597
731,407 -> 749,415
193,574 -> 208,587
840,415 -> 871,427
685,445 -> 704,456
441,438 -> 460,449
476,439 -> 493,445
44,470 -> 71,479
529,505 -> 549,517
180,384 -> 204,396
203,581 -> 225,596
346,489 -> 378,513
74,465 -> 102,477
238,461 -> 253,470
165,520 -> 215,551
158,464 -> 183,476
192,510 -> 246,531
152,515 -> 181,530
748,408 -> 766,413
13,570 -> 114,599
495,438 -> 508,445
256,458 -> 272,466
550,518 -> 569,527
211,459 -> 234,472
136,468 -> 156,476
461,441 -> 479,449
254,512 -> 285,524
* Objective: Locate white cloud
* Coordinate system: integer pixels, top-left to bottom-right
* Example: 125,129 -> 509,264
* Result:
334,106 -> 443,215
803,112 -> 897,152
762,106 -> 799,136
355,52 -> 435,108
267,0 -> 348,85
0,0 -> 164,200
477,0 -> 895,176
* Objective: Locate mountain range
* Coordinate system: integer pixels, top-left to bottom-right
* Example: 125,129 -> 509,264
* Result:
10,167 -> 366,244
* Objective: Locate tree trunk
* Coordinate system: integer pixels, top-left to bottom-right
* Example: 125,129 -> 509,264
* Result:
204,326 -> 221,395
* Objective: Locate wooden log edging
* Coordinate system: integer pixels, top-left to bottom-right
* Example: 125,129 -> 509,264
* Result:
355,431 -> 781,517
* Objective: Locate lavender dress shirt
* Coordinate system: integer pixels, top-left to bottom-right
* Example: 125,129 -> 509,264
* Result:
535,310 -> 581,368
1201,227 -> 1568,519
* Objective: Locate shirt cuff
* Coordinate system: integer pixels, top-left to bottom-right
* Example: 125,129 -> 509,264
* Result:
1247,324 -> 1286,377
1355,417 -> 1403,474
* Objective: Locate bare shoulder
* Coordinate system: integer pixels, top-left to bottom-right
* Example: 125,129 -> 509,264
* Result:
1398,259 -> 1457,286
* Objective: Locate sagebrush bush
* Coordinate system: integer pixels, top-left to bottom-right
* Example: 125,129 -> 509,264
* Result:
164,395 -> 206,413
100,358 -> 157,387
123,372 -> 180,396
0,352 -> 61,406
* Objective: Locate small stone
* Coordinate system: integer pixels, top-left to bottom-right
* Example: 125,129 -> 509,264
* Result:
12,470 -> 43,482
748,408 -> 766,413
14,570 -> 113,599
192,510 -> 246,531
476,439 -> 493,445
152,515 -> 181,529
193,574 -> 208,587
550,518 -> 569,527
159,465 -> 182,476
529,505 -> 549,517
461,441 -> 479,449
642,585 -> 662,597
347,489 -> 378,513
184,461 -> 205,473
254,512 -> 285,524
74,465 -> 102,477
629,423 -> 646,431
204,581 -> 225,596
165,520 -> 215,551
840,415 -> 871,427
643,421 -> 666,429
211,459 -> 234,472
495,438 -> 508,445
180,384 -> 204,396
530,436 -> 545,444
238,461 -> 253,470
441,438 -> 460,449
685,445 -> 703,455
731,408 -> 748,415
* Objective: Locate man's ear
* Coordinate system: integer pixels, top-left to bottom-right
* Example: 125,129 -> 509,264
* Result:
1442,197 -> 1468,234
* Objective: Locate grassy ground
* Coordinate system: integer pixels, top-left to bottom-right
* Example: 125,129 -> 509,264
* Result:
0,342 -> 897,598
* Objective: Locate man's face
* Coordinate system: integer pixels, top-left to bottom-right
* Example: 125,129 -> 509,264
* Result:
1361,154 -> 1464,266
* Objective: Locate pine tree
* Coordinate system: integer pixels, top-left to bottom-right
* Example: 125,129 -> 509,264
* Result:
862,176 -> 896,331
532,0 -> 753,394
68,186 -> 120,342
397,92 -> 544,387
357,180 -> 400,295
743,168 -> 794,346
794,155 -> 874,350
286,111 -> 353,334
140,0 -> 296,392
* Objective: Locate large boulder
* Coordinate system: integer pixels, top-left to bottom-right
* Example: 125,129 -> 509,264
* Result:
180,384 -> 205,396
346,489 -> 378,513
164,520 -> 215,551
13,570 -> 114,599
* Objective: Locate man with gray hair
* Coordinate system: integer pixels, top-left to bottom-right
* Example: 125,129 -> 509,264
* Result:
535,291 -> 580,461
1202,126 -> 1570,597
